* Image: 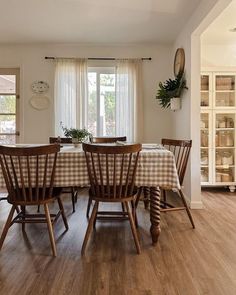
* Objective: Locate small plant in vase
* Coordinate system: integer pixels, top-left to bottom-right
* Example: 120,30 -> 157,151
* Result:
156,73 -> 188,110
61,123 -> 91,147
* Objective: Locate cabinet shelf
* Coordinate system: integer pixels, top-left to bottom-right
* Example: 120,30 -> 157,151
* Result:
215,128 -> 234,130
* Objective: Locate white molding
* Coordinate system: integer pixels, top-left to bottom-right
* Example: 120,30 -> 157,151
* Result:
190,200 -> 203,209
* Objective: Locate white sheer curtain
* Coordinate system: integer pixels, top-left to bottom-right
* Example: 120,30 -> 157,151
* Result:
115,59 -> 143,142
54,58 -> 88,136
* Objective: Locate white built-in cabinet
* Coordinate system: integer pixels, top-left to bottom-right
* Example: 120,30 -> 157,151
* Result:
201,72 -> 236,192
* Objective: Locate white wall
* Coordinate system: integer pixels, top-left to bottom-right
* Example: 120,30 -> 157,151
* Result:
0,44 -> 173,144
202,44 -> 236,67
171,0 -> 232,208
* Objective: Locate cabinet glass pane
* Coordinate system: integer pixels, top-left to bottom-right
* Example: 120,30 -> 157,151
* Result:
215,75 -> 235,91
201,167 -> 209,182
201,130 -> 209,147
215,92 -> 235,107
215,167 -> 234,182
201,113 -> 209,129
215,113 -> 234,129
215,130 -> 234,147
201,92 -> 209,107
201,75 -> 209,91
216,148 -> 234,167
201,75 -> 209,107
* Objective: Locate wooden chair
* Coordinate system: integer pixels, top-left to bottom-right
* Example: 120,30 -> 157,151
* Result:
81,142 -> 141,255
49,137 -> 78,212
160,139 -> 195,228
0,144 -> 68,256
90,136 -> 127,143
86,136 -> 127,218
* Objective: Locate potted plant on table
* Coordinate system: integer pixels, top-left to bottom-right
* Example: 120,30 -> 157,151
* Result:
156,73 -> 188,111
61,123 -> 91,147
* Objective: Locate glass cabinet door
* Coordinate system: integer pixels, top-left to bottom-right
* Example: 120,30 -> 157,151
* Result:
215,113 -> 235,183
215,75 -> 235,107
200,113 -> 210,183
201,75 -> 210,107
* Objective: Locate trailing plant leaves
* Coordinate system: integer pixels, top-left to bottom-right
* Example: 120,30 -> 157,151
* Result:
156,73 -> 188,109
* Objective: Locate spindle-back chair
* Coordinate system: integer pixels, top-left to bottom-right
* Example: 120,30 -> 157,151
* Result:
49,137 -> 78,212
81,142 -> 141,255
86,136 -> 127,218
161,139 -> 195,228
0,144 -> 68,256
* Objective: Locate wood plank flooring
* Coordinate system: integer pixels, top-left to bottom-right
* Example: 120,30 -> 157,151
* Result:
0,188 -> 236,295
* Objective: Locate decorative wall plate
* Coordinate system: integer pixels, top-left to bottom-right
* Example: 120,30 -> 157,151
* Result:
174,48 -> 185,77
31,81 -> 49,94
30,95 -> 50,110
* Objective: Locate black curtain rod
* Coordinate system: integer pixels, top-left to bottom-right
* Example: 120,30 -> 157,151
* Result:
45,56 -> 152,61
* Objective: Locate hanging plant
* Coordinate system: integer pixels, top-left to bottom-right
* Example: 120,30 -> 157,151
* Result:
156,73 -> 188,109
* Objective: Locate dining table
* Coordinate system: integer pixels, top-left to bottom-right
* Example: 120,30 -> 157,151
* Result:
0,143 -> 180,245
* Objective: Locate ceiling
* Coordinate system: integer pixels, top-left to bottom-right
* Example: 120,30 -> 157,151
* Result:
202,0 -> 236,45
0,0 -> 201,44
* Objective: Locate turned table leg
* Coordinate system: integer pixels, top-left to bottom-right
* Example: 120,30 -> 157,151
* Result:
150,186 -> 161,245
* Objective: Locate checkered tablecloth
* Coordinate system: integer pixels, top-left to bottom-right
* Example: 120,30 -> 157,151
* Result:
54,146 -> 180,189
0,145 -> 180,189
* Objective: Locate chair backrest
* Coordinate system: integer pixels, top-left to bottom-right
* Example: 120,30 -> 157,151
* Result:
90,136 -> 126,143
49,137 -> 72,144
0,144 -> 60,204
161,139 -> 192,186
82,142 -> 141,200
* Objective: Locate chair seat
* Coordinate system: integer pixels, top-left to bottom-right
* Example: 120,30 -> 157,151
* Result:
7,187 -> 62,205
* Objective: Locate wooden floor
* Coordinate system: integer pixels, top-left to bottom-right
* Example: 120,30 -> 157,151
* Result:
0,188 -> 236,295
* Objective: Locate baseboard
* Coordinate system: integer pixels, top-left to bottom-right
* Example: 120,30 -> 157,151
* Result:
190,200 -> 203,209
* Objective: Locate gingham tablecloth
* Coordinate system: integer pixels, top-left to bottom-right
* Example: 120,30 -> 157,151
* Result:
53,146 -> 180,189
0,145 -> 180,189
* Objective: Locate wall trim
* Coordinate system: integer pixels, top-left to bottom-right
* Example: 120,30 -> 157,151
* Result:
190,200 -> 203,209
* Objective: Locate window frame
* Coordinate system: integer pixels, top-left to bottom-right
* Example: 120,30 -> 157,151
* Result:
0,68 -> 20,143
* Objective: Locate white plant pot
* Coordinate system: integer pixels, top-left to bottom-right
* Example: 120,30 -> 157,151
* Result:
72,138 -> 82,148
170,97 -> 181,111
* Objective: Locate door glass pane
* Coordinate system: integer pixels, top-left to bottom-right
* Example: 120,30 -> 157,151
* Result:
0,95 -> 16,113
100,74 -> 115,136
0,114 -> 16,134
201,167 -> 209,182
0,75 -> 16,94
88,72 -> 97,136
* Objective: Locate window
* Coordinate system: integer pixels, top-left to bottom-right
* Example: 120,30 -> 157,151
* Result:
88,67 -> 115,136
0,68 -> 20,144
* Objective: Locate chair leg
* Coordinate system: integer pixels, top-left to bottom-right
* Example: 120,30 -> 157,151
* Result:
0,205 -> 15,250
81,201 -> 98,256
71,187 -> 76,213
178,189 -> 195,229
21,206 -> 26,232
125,202 -> 141,254
162,189 -> 167,209
121,202 -> 126,213
131,200 -> 138,227
44,203 -> 57,257
135,187 -> 143,208
37,205 -> 40,213
57,197 -> 69,230
86,196 -> 92,219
